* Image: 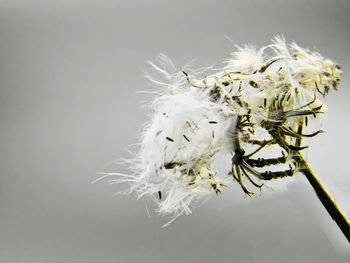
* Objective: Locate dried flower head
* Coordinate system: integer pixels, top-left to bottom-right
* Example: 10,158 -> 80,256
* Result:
98,36 -> 342,225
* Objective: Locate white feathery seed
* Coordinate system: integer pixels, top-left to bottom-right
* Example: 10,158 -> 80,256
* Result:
97,36 -> 342,225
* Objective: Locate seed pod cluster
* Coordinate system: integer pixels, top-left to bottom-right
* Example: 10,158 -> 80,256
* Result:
102,36 -> 342,223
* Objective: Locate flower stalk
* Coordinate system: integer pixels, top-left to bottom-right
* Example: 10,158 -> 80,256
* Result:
297,153 -> 350,242
292,121 -> 349,242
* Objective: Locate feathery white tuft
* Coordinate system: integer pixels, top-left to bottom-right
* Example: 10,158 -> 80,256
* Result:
98,36 -> 342,225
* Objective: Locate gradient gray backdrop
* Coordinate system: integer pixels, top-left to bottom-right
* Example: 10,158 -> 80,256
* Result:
1,0 -> 349,262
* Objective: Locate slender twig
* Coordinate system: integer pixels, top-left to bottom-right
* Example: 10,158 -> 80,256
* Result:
296,153 -> 350,243
295,119 -> 304,148
287,120 -> 350,242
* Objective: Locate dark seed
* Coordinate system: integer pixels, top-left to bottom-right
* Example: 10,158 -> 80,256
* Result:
249,80 -> 258,88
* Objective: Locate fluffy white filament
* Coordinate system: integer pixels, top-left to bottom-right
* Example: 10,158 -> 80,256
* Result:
99,36 -> 341,223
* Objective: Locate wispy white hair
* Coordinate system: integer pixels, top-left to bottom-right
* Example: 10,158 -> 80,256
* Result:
97,36 -> 341,225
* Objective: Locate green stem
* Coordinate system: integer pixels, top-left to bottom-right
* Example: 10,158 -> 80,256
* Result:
295,119 -> 304,148
296,153 -> 350,243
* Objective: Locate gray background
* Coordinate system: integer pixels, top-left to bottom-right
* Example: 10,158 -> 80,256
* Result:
0,0 -> 349,262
